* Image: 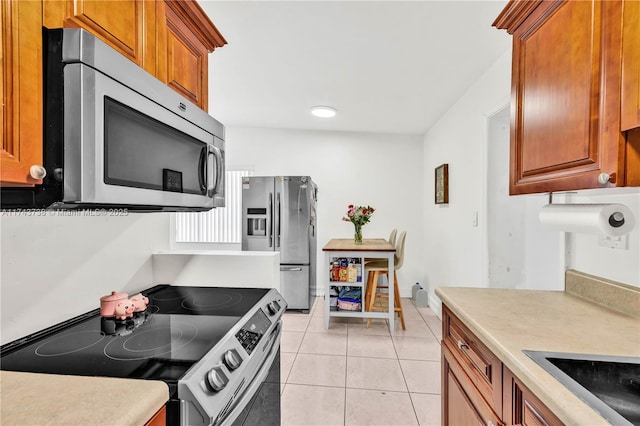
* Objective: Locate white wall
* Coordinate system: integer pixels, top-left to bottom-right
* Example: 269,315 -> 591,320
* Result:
152,251 -> 280,290
422,50 -> 512,314
1,214 -> 170,344
486,106 -> 564,291
225,127 -> 424,297
423,48 -> 640,317
566,189 -> 640,286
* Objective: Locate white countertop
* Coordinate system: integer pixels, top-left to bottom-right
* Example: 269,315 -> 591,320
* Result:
153,249 -> 278,256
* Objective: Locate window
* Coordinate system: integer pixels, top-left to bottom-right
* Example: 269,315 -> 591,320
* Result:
175,169 -> 253,243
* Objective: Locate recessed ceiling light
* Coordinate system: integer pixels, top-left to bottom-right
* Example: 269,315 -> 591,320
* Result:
311,106 -> 337,118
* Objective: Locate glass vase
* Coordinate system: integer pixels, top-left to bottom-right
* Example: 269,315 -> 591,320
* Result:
354,225 -> 363,244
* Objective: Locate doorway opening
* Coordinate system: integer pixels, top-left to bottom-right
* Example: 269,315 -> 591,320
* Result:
486,105 -> 562,289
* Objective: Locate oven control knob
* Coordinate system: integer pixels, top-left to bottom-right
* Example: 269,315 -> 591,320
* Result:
205,366 -> 229,392
266,302 -> 278,316
223,349 -> 242,370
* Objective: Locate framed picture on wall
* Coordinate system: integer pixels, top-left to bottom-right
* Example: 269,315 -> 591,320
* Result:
435,163 -> 449,204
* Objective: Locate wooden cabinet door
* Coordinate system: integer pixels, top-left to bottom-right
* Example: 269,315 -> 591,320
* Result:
161,1 -> 227,112
621,0 -> 640,131
443,344 -> 503,426
498,0 -> 625,194
503,368 -> 563,426
443,305 -> 503,414
446,366 -> 485,426
144,405 -> 166,426
164,5 -> 209,110
1,0 -> 44,186
43,0 -> 158,76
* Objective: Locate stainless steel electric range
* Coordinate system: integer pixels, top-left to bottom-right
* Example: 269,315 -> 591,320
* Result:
0,285 -> 286,426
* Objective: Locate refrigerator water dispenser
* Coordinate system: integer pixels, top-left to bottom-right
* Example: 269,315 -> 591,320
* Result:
246,208 -> 267,236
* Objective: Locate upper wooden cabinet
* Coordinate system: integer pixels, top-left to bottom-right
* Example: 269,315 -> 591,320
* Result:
1,0 -> 226,186
162,1 -> 227,111
494,0 -> 640,195
621,0 -> 640,131
42,0 -> 226,110
43,0 -> 159,76
1,0 -> 45,186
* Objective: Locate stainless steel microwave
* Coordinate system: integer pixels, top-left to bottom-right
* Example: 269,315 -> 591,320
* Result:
1,28 -> 225,212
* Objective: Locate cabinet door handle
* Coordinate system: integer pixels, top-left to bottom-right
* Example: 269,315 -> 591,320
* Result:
457,339 -> 469,350
598,172 -> 617,184
29,165 -> 47,180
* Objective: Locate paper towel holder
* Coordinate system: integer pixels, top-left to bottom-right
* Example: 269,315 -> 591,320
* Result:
539,200 -> 635,237
609,212 -> 626,228
547,191 -> 578,204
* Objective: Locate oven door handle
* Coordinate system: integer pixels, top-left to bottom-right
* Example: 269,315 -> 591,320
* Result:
215,321 -> 282,426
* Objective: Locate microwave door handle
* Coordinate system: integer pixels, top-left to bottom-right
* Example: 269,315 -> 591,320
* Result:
210,145 -> 223,196
198,147 -> 207,193
206,147 -> 217,197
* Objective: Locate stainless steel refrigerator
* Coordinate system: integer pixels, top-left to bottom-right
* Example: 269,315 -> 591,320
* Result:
241,176 -> 318,312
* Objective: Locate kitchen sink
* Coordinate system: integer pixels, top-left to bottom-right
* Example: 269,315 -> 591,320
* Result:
524,351 -> 640,426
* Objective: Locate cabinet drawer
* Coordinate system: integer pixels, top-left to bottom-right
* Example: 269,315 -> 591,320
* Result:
443,343 -> 503,426
443,305 -> 503,414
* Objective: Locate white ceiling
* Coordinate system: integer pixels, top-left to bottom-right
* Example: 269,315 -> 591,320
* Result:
200,1 -> 511,136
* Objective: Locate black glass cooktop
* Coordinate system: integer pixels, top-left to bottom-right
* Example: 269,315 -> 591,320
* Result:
0,286 -> 269,381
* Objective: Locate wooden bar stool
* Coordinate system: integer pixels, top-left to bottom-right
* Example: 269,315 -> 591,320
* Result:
364,231 -> 406,330
363,228 -> 397,310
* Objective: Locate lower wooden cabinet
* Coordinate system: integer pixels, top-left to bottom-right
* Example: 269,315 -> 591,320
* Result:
503,369 -> 562,426
144,405 -> 166,426
443,343 -> 503,426
442,306 -> 503,413
445,361 -> 486,425
442,305 -> 563,426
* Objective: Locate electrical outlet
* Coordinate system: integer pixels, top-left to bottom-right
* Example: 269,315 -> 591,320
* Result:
598,234 -> 629,250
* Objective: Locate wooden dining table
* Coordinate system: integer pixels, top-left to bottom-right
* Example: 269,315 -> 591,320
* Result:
322,238 -> 396,334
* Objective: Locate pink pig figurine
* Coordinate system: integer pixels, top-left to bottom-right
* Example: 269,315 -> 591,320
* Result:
130,293 -> 149,312
114,300 -> 135,320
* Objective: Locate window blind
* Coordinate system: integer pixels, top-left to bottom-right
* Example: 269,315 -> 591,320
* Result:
175,170 -> 252,243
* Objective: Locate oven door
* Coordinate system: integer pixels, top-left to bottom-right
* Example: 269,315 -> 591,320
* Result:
223,322 -> 282,426
62,63 -> 223,209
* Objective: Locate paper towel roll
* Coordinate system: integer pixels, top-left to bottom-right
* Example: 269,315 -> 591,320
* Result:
539,203 -> 636,236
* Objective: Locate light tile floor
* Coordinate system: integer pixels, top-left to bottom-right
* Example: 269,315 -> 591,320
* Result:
280,297 -> 442,426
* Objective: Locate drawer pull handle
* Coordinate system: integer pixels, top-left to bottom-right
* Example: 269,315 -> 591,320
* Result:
457,339 -> 469,350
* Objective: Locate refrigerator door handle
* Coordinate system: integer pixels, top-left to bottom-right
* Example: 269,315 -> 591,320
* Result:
268,192 -> 273,248
280,267 -> 303,272
276,192 -> 281,249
